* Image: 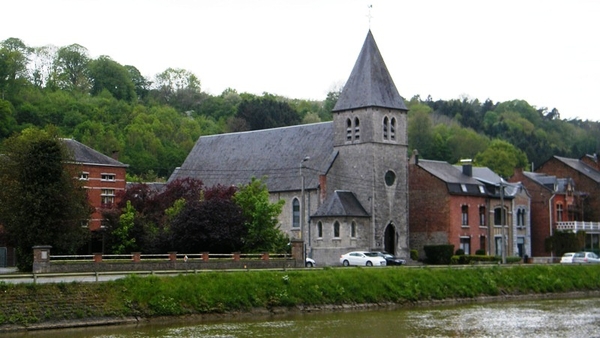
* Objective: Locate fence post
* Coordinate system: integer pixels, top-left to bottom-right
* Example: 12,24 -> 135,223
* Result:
202,252 -> 209,262
132,252 -> 141,262
233,252 -> 241,261
93,253 -> 103,263
168,252 -> 177,262
261,252 -> 269,261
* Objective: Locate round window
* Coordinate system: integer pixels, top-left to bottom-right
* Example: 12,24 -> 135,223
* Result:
385,170 -> 396,186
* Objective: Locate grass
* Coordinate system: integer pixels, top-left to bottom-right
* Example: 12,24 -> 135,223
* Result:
2,264 -> 600,327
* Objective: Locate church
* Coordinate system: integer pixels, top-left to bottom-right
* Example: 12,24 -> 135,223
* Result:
169,31 -> 409,265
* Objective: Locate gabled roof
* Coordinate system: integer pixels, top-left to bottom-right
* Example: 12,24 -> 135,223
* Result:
312,190 -> 369,218
332,30 -> 407,112
169,122 -> 336,192
553,156 -> 600,183
523,171 -> 577,195
62,138 -> 128,168
419,159 -> 486,196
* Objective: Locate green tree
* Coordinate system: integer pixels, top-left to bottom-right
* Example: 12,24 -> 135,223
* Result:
88,56 -> 136,101
407,104 -> 434,157
0,37 -> 31,99
112,201 -> 137,253
0,127 -> 91,270
474,139 -> 529,178
53,43 -> 91,92
233,177 -> 288,253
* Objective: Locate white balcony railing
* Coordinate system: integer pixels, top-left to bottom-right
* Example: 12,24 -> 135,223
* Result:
556,221 -> 600,233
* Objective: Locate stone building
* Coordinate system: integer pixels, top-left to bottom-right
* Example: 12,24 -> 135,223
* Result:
169,31 -> 409,265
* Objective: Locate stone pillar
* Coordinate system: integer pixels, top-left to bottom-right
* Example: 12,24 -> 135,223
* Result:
202,252 -> 209,262
233,252 -> 241,261
291,239 -> 304,267
168,252 -> 177,262
32,245 -> 52,273
93,253 -> 103,263
132,252 -> 141,262
261,252 -> 270,261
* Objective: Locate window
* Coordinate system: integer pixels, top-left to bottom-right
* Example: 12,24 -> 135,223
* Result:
354,117 -> 360,140
478,186 -> 485,194
346,118 -> 352,141
494,207 -> 506,226
79,172 -> 89,180
385,170 -> 396,186
101,173 -> 116,181
390,117 -> 396,140
101,189 -> 115,206
333,221 -> 340,238
460,184 -> 468,192
517,208 -> 526,227
479,235 -> 486,253
351,221 -> 356,238
479,206 -> 486,226
317,221 -> 323,238
556,203 -> 563,222
460,237 -> 471,255
461,205 -> 469,226
383,117 -> 389,140
292,198 -> 300,228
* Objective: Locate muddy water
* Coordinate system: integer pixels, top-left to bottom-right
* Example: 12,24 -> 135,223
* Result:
8,297 -> 600,337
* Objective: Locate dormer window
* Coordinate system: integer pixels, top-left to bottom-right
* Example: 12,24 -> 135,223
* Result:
461,184 -> 468,192
478,186 -> 485,194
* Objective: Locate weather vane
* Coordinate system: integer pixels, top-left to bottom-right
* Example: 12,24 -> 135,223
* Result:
367,4 -> 373,28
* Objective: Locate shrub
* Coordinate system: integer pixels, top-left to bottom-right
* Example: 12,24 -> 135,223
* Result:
410,249 -> 419,261
475,249 -> 486,255
455,249 -> 465,255
424,244 -> 454,264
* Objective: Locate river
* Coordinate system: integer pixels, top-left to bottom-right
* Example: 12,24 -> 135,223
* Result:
6,296 -> 600,337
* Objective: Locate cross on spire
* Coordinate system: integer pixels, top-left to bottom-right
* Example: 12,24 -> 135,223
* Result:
367,4 -> 373,28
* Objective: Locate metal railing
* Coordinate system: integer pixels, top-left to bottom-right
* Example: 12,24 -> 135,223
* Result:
556,221 -> 600,233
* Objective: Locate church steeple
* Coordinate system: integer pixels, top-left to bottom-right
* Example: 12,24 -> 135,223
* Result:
333,30 -> 407,112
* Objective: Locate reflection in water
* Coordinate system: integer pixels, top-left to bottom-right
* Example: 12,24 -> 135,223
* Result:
6,297 -> 600,337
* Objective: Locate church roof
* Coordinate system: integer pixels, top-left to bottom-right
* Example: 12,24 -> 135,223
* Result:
333,30 -> 407,112
62,138 -> 128,167
312,190 -> 370,218
169,122 -> 337,192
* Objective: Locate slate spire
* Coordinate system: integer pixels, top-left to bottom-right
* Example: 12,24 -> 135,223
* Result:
332,30 -> 407,112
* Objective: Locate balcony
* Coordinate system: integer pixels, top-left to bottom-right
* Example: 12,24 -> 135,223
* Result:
556,221 -> 600,233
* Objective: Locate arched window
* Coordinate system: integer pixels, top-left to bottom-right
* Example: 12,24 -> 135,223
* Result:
292,198 -> 300,228
354,117 -> 360,140
333,221 -> 340,238
390,117 -> 396,140
351,221 -> 356,238
383,117 -> 389,140
317,221 -> 323,238
346,118 -> 352,141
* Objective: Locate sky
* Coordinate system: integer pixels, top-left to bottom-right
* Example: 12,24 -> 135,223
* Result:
2,0 -> 600,122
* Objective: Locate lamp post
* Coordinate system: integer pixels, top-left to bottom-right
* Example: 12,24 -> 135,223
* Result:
500,178 -> 506,264
300,156 -> 310,263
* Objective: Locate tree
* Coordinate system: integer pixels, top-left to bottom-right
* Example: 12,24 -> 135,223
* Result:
0,127 -> 91,270
474,139 -> 529,178
233,177 -> 288,253
0,37 -> 31,99
53,43 -> 91,92
236,96 -> 301,131
88,56 -> 136,101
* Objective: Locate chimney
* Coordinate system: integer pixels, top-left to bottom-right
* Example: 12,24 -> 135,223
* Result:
461,159 -> 472,177
412,149 -> 419,165
111,150 -> 120,161
319,174 -> 327,204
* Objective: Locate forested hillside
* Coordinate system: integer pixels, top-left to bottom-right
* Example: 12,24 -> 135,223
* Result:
2,37 -> 599,180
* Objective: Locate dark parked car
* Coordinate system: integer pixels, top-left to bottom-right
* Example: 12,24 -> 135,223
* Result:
373,251 -> 406,266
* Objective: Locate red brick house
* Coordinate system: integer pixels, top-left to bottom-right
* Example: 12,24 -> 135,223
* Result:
62,139 -> 128,232
409,153 -> 490,258
510,169 -> 582,257
521,154 -> 600,253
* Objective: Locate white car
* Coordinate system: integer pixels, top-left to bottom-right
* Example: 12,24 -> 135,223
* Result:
560,252 -> 576,264
573,251 -> 600,263
340,251 -> 387,267
305,257 -> 316,267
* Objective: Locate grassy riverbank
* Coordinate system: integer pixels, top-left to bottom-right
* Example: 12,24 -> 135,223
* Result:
2,264 -> 600,330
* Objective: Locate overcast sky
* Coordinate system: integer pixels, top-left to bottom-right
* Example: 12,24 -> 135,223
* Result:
3,0 -> 599,121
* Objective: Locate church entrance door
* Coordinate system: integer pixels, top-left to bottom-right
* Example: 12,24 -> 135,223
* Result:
384,223 -> 395,255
